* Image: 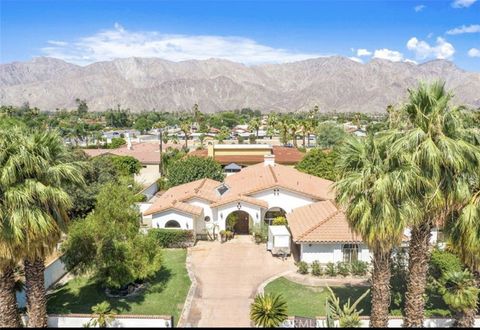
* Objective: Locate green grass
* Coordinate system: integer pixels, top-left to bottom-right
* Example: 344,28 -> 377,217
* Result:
264,277 -> 451,318
264,277 -> 371,318
47,249 -> 190,325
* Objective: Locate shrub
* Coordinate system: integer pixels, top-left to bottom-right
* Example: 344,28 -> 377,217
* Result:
225,230 -> 234,240
297,261 -> 309,275
325,262 -> 337,277
147,228 -> 194,248
311,261 -> 323,277
429,249 -> 463,280
166,156 -> 224,188
424,308 -> 452,317
107,137 -> 126,149
272,216 -> 287,226
351,261 -> 368,276
337,262 -> 351,277
252,224 -> 268,244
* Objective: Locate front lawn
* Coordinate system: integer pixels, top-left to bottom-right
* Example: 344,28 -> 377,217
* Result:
47,249 -> 190,325
264,277 -> 451,318
264,277 -> 371,318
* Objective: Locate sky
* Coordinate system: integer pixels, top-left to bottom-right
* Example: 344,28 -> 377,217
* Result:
1,0 -> 479,71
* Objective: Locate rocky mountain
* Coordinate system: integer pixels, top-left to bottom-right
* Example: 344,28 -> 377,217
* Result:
1,56 -> 479,113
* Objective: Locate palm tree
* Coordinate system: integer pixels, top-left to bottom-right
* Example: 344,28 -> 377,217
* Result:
250,293 -> 288,328
444,177 -> 480,327
276,116 -> 290,146
266,113 -> 277,139
288,118 -> 299,148
390,81 -> 480,327
88,301 -> 116,328
248,117 -> 260,138
335,134 -> 421,328
1,129 -> 84,327
438,270 -> 479,327
180,121 -> 191,150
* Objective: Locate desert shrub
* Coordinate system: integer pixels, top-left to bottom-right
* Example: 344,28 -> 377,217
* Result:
336,262 -> 351,277
311,261 -> 323,277
325,262 -> 337,277
272,216 -> 288,226
147,228 -> 194,248
297,261 -> 309,275
351,261 -> 368,276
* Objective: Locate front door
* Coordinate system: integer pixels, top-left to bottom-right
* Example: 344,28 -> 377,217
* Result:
234,212 -> 249,235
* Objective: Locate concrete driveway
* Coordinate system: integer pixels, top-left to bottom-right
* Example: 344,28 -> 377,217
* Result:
185,236 -> 295,327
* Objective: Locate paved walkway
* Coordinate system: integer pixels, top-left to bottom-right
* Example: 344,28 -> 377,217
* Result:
185,236 -> 295,327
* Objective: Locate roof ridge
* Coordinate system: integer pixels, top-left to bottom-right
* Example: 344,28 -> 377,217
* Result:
194,178 -> 207,193
267,164 -> 278,183
297,204 -> 341,241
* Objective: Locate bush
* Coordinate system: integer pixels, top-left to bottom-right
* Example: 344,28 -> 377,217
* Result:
252,224 -> 268,244
166,156 -> 224,188
325,262 -> 337,277
297,261 -> 309,275
147,228 -> 194,248
311,261 -> 323,277
272,216 -> 288,226
351,261 -> 368,276
107,137 -> 126,149
429,249 -> 463,280
336,262 -> 351,277
424,308 -> 452,317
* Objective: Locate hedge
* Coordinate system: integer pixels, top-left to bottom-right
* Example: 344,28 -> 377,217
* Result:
147,228 -> 195,248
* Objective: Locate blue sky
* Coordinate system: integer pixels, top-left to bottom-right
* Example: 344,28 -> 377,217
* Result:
1,0 -> 479,70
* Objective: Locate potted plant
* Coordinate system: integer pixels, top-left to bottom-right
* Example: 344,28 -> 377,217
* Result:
220,230 -> 227,243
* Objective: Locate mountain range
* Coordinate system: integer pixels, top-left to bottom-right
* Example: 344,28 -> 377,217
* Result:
1,56 -> 479,113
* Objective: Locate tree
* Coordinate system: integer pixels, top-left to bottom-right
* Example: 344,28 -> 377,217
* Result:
295,148 -> 336,181
75,98 -> 88,116
166,156 -> 224,187
61,183 -> 162,289
250,293 -> 288,328
276,116 -> 291,146
248,117 -> 260,138
180,121 -> 191,149
0,128 -> 84,327
133,117 -> 153,134
335,134 -> 421,327
316,122 -> 346,149
288,118 -> 300,148
326,286 -> 370,328
88,301 -> 116,328
390,82 -> 480,327
438,270 -> 479,327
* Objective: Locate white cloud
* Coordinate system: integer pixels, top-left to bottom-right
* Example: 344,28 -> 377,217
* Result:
468,48 -> 480,57
373,48 -> 404,62
348,57 -> 363,63
451,0 -> 477,8
40,23 -> 324,65
406,37 -> 455,60
446,24 -> 480,35
356,48 -> 372,57
414,5 -> 426,12
404,59 -> 418,64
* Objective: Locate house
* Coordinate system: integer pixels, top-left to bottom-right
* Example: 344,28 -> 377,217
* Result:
189,143 -> 304,168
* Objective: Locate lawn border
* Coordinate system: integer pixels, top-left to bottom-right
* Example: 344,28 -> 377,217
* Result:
177,248 -> 197,327
256,270 -> 295,295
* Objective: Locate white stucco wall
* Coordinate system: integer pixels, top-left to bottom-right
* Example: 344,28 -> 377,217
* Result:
300,243 -> 371,264
151,210 -> 199,232
252,188 -> 316,214
47,315 -> 172,328
135,164 -> 161,187
185,198 -> 214,234
216,201 -> 262,231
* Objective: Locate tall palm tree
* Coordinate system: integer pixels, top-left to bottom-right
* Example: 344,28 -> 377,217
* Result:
180,121 -> 191,150
288,118 -> 300,148
248,117 -> 260,138
438,270 -> 479,327
276,116 -> 290,146
250,293 -> 288,328
266,113 -> 277,139
390,81 -> 480,327
1,129 -> 84,327
335,134 -> 421,328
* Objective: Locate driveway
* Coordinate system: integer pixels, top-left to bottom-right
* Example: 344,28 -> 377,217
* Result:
185,236 -> 295,327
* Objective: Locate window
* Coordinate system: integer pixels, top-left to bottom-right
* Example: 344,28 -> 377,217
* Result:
342,244 -> 359,263
204,216 -> 211,222
165,220 -> 181,228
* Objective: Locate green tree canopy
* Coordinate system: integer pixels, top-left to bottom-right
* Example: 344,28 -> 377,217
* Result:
166,156 -> 224,187
295,148 -> 336,181
316,122 -> 347,149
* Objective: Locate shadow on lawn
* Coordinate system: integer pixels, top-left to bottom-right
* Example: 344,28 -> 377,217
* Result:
47,267 -> 172,314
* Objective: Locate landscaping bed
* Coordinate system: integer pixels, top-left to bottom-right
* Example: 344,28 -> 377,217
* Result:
47,249 -> 190,325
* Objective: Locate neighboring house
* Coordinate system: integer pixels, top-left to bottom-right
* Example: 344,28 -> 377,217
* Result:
83,142 -> 181,186
189,143 -> 304,169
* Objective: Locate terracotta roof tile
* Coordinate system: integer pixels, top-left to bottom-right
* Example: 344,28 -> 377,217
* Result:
210,194 -> 268,208
287,200 -> 362,243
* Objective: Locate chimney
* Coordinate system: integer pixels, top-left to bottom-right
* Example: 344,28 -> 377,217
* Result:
126,132 -> 133,150
264,154 -> 275,167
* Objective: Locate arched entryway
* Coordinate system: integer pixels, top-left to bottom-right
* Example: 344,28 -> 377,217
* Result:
264,207 -> 287,226
226,210 -> 252,235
